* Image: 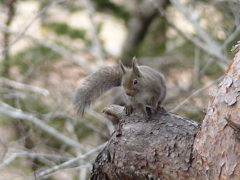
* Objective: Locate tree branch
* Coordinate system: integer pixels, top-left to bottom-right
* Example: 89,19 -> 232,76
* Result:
170,75 -> 224,113
90,106 -> 199,180
1,0 -> 65,55
87,109 -> 114,135
0,77 -> 49,96
169,0 -> 214,46
81,0 -> 105,66
36,142 -> 107,178
155,2 -> 229,66
0,101 -> 88,152
0,25 -> 95,72
0,152 -> 71,169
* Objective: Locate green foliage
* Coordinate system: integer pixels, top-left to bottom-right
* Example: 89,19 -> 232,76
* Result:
12,45 -> 61,73
184,110 -> 204,122
0,0 -> 10,5
138,19 -> 168,56
204,61 -> 223,76
43,22 -> 87,40
22,97 -> 52,114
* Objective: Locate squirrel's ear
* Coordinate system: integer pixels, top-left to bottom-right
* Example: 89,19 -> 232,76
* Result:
132,57 -> 141,77
119,61 -> 126,74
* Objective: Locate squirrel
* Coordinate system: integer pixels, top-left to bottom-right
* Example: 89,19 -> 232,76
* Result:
74,57 -> 166,119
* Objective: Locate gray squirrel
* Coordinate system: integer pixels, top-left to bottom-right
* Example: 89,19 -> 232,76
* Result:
74,57 -> 166,119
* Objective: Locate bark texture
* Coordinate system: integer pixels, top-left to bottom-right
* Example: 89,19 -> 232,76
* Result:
192,48 -> 240,179
91,106 -> 199,180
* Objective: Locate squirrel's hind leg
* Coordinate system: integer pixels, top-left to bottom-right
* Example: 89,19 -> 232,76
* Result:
134,103 -> 149,120
150,97 -> 159,113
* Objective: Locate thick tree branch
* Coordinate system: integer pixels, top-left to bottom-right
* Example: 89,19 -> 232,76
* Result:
90,106 -> 200,180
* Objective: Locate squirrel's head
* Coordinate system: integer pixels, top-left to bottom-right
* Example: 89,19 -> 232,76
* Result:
120,57 -> 144,97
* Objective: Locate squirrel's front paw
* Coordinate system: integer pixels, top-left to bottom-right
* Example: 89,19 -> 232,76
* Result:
124,105 -> 133,115
142,114 -> 150,121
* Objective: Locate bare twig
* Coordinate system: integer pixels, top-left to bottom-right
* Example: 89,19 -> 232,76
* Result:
87,109 -> 114,135
221,24 -> 240,51
193,47 -> 200,88
199,58 -> 215,77
0,152 -> 71,169
155,2 -> 229,65
36,142 -> 107,178
81,0 -> 105,66
0,138 -> 8,163
0,77 -> 49,96
169,0 -> 214,46
170,76 -> 224,113
1,0 -> 65,54
0,25 -> 95,72
44,112 -> 110,139
0,101 -> 88,152
37,164 -> 92,180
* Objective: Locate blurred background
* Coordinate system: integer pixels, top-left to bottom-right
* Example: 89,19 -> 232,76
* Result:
0,0 -> 239,179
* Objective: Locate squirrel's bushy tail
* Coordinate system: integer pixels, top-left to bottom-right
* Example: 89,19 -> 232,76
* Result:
74,65 -> 123,116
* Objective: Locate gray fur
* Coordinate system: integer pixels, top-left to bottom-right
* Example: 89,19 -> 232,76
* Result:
74,65 -> 123,115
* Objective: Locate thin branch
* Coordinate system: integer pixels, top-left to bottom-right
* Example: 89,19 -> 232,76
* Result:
1,0 -> 65,55
87,109 -> 115,135
32,36 -> 94,72
0,77 -> 49,96
221,24 -> 240,51
154,2 -> 229,65
81,0 -> 105,66
0,152 -> 71,169
170,76 -> 224,113
0,138 -> 8,163
36,142 -> 107,178
0,101 -> 88,152
44,112 -> 110,139
199,58 -> 215,77
0,25 -> 95,72
37,164 -> 92,180
169,0 -> 214,46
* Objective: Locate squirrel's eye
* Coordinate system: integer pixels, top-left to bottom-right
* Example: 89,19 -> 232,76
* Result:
133,79 -> 138,85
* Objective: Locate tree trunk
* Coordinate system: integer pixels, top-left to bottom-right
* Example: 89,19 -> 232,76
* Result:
192,44 -> 240,179
90,44 -> 240,179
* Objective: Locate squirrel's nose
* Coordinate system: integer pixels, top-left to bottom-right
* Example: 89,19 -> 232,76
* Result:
126,91 -> 134,97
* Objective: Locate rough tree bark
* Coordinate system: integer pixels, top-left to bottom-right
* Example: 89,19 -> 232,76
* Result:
91,106 -> 199,180
192,43 -> 240,179
90,43 -> 240,180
